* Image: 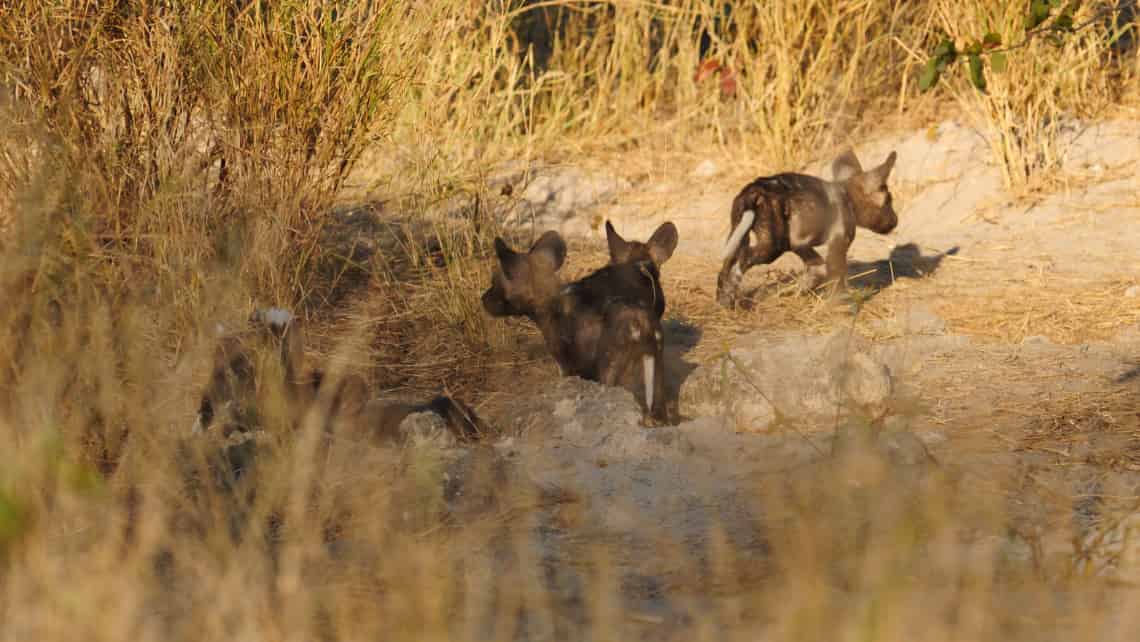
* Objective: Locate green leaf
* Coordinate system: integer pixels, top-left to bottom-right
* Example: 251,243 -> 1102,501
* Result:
1054,2 -> 1079,32
1049,0 -> 1063,7
933,38 -> 957,65
983,31 -> 1002,48
968,53 -> 987,91
0,491 -> 29,544
1026,0 -> 1053,30
990,51 -> 1008,74
918,57 -> 941,92
965,41 -> 983,56
61,462 -> 104,495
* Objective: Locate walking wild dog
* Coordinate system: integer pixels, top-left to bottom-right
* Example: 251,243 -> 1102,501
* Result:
716,149 -> 899,308
192,308 -> 487,443
481,231 -> 675,425
604,219 -> 678,319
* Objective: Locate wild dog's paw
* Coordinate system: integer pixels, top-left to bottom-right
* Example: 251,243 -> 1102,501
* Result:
798,269 -> 827,294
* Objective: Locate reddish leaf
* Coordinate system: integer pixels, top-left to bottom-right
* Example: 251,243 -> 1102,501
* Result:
694,59 -> 721,83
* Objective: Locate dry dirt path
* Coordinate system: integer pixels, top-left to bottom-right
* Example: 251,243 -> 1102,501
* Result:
450,118 -> 1140,635
328,118 -> 1140,639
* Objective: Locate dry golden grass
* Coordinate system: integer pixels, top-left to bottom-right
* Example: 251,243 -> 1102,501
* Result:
935,276 -> 1140,345
916,1 -> 1132,192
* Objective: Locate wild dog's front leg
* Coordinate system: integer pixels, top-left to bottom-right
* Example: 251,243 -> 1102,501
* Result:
539,320 -> 578,377
599,306 -> 669,424
645,327 -> 670,425
596,309 -> 636,387
824,238 -> 852,299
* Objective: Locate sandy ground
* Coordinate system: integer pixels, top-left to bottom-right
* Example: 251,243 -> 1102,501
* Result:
332,117 -> 1140,639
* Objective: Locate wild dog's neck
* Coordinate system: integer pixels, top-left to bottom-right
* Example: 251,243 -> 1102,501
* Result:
833,180 -> 868,226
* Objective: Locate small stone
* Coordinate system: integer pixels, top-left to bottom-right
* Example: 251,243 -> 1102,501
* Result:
400,411 -> 455,448
691,159 -> 719,178
730,395 -> 778,433
840,352 -> 893,415
900,305 -> 946,335
1021,335 -> 1051,345
1125,285 -> 1140,298
876,430 -> 934,467
553,398 -> 578,419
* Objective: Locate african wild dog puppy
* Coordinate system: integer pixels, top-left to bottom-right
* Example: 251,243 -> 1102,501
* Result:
716,149 -> 899,308
605,220 -> 679,268
192,308 -> 488,443
604,219 -> 678,320
481,231 -> 675,425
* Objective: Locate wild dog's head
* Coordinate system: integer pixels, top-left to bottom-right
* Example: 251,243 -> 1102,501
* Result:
832,149 -> 899,235
604,220 -> 679,267
481,231 -> 567,318
192,308 -> 306,436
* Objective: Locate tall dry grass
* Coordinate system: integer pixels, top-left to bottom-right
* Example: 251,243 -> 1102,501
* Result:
2,2 -> 1140,641
1,0 -> 421,314
386,0 -> 928,188
919,1 -> 1133,191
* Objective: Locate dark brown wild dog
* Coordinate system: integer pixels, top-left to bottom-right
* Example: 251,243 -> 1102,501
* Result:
603,219 -> 678,320
481,231 -> 675,425
192,308 -> 488,443
716,149 -> 899,308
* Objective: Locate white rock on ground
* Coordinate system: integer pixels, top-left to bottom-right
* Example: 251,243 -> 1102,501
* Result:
870,304 -> 947,336
514,166 -> 631,229
690,159 -> 719,178
681,328 -> 895,431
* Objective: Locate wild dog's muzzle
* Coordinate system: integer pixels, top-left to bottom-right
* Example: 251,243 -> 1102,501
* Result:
481,288 -> 523,317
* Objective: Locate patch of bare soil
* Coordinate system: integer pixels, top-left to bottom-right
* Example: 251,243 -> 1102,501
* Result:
311,117 -> 1140,638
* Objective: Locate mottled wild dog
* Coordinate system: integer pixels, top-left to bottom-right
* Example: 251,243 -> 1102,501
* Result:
604,219 -> 678,320
716,149 -> 899,308
481,231 -> 673,425
192,308 -> 487,443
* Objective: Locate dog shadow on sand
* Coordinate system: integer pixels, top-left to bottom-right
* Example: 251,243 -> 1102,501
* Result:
738,242 -> 960,309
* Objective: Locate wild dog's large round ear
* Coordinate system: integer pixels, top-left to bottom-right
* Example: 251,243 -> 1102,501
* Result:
878,150 -> 898,177
863,150 -> 898,188
530,230 -> 567,272
493,237 -> 514,261
605,220 -> 630,262
648,221 -> 679,266
832,148 -> 863,182
493,236 -> 525,278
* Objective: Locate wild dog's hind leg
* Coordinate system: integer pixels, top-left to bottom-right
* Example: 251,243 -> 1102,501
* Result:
716,257 -> 746,308
717,230 -> 783,308
794,247 -> 828,293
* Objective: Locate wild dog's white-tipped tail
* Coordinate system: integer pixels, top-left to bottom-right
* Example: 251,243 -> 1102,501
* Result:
720,210 -> 755,262
642,355 -> 655,412
258,307 -> 294,327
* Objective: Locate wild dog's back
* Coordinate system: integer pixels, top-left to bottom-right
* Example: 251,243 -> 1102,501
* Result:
565,260 -> 665,318
716,149 -> 898,308
722,173 -> 837,261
